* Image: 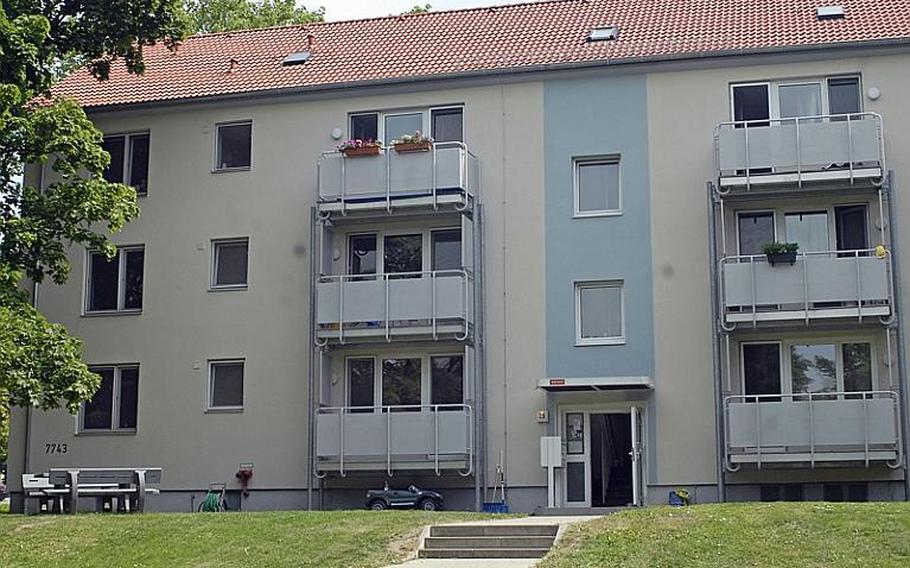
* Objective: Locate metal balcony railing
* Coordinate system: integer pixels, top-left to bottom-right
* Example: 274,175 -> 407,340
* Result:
315,269 -> 473,343
715,113 -> 885,190
724,391 -> 902,470
315,404 -> 474,476
317,141 -> 479,213
720,249 -> 891,324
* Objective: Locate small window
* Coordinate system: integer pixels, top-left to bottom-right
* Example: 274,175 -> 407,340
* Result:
211,238 -> 249,289
382,358 -> 421,411
209,360 -> 244,410
86,246 -> 144,313
81,365 -> 139,432
215,121 -> 252,171
431,229 -> 462,271
102,133 -> 150,195
348,234 -> 378,278
828,77 -> 862,116
574,157 -> 621,216
431,355 -> 464,408
575,281 -> 624,345
350,113 -> 379,141
431,108 -> 463,143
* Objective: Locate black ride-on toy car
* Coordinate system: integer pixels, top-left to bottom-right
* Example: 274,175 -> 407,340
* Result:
366,484 -> 444,511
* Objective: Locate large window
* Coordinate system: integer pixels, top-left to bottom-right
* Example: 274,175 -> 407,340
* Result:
384,234 -> 423,277
348,107 -> 464,143
382,358 -> 422,410
431,229 -> 462,271
731,76 -> 861,122
742,340 -> 874,400
737,211 -> 775,255
211,238 -> 249,289
574,157 -> 621,216
575,281 -> 624,345
102,132 -> 150,195
431,355 -> 464,408
86,246 -> 144,313
215,121 -> 252,171
208,360 -> 245,410
347,358 -> 375,411
82,365 -> 139,432
784,211 -> 829,253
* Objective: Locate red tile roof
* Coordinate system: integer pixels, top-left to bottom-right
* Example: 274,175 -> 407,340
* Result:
52,0 -> 910,109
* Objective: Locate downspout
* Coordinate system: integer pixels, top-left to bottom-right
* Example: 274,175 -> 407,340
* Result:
22,279 -> 38,477
306,207 -> 317,510
472,203 -> 484,511
707,182 -> 726,502
884,171 -> 910,500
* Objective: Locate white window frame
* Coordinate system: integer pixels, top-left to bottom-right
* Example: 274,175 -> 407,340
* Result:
574,280 -> 625,346
344,352 -> 466,412
213,120 -> 253,172
740,338 -> 878,397
734,209 -> 778,255
79,364 -> 140,434
83,245 -> 145,315
348,105 -> 464,143
573,156 -> 622,218
207,359 -> 245,411
210,237 -> 250,290
344,226 -> 461,276
730,75 -> 863,121
103,131 -> 151,195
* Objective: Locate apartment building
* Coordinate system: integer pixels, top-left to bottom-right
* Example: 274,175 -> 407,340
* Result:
8,0 -> 910,512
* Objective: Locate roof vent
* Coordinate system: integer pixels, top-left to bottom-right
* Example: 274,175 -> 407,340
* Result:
282,51 -> 311,66
588,25 -> 619,42
816,5 -> 845,20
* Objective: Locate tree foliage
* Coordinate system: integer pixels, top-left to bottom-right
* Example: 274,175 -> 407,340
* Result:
184,0 -> 324,34
0,0 -> 187,441
403,4 -> 431,14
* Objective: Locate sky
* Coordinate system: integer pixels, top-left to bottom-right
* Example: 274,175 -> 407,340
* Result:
318,0 -> 527,22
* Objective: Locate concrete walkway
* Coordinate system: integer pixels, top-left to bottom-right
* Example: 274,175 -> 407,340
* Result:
387,515 -> 600,568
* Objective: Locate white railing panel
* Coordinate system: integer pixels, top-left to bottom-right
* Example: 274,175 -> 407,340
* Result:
723,251 -> 890,310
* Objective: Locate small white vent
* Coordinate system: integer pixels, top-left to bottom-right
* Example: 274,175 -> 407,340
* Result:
282,51 -> 311,66
588,26 -> 619,42
816,6 -> 845,20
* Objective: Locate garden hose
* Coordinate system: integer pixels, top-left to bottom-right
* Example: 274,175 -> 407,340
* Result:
200,490 -> 223,512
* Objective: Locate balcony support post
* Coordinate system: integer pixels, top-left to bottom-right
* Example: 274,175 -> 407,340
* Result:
856,250 -> 863,323
847,113 -> 855,185
808,393 -> 815,469
803,254 -> 810,325
795,116 -> 802,189
707,182 -> 727,500
882,171 -> 910,499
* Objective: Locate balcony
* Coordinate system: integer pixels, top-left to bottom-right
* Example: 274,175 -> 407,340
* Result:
315,270 -> 473,343
724,392 -> 902,469
315,404 -> 474,475
715,113 -> 884,190
721,249 -> 891,324
317,142 -> 479,214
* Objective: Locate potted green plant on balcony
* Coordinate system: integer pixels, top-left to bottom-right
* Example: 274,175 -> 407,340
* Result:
392,131 -> 433,153
762,241 -> 799,266
338,138 -> 383,157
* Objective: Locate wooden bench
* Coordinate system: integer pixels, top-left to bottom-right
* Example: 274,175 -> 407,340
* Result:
47,468 -> 162,514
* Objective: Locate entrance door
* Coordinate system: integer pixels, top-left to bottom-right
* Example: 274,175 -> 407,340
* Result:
562,409 -> 641,508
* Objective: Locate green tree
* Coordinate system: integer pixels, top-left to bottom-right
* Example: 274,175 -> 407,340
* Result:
402,4 -> 431,14
0,0 -> 188,451
184,0 -> 324,34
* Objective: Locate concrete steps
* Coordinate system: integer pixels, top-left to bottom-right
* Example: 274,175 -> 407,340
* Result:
418,524 -> 559,559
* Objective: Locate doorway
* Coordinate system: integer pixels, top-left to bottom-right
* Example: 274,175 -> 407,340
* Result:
562,408 -> 642,508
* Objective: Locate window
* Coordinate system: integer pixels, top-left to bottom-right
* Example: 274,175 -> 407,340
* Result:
215,121 -> 252,171
211,238 -> 249,289
737,211 -> 775,255
785,211 -> 829,253
731,76 -> 862,122
86,246 -> 144,313
384,234 -> 423,277
575,281 -> 624,345
431,355 -> 464,408
208,360 -> 244,410
102,133 -> 150,195
348,358 -> 375,412
742,343 -> 782,401
778,83 -> 822,119
732,84 -> 770,125
827,77 -> 862,116
382,358 -> 422,410
574,157 -> 621,216
431,229 -> 461,271
350,113 -> 379,141
385,113 -> 423,142
790,344 -> 837,397
835,205 -> 868,252
348,234 -> 378,278
81,365 -> 139,432
431,108 -> 464,143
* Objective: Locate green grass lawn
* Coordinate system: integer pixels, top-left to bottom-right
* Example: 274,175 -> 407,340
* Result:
541,502 -> 910,568
0,510 -> 489,567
